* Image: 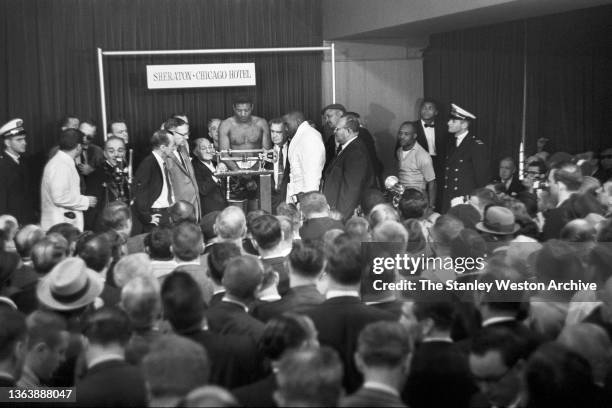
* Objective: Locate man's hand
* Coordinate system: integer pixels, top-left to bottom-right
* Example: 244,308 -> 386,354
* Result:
150,213 -> 161,226
78,163 -> 95,175
86,196 -> 98,208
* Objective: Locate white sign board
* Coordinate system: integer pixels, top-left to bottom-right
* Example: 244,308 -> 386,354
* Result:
146,63 -> 256,89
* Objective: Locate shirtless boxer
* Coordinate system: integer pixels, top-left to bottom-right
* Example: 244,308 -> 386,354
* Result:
218,95 -> 271,171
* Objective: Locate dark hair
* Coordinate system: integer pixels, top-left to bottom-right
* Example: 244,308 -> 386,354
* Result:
588,244 -> 612,284
76,233 -> 112,272
0,308 -> 27,360
15,226 -> 45,259
144,227 -> 172,260
398,188 -> 427,219
58,129 -> 82,151
357,321 -> 411,367
150,129 -> 172,149
100,201 -> 131,232
59,115 -> 79,129
420,98 -> 439,110
289,241 -> 324,278
207,242 -> 241,284
0,251 -> 20,289
222,256 -> 263,300
552,162 -> 583,192
361,189 -> 386,216
470,326 -> 533,368
161,271 -> 206,333
83,306 -> 132,346
232,95 -> 253,106
413,301 -> 455,331
163,117 -> 187,132
535,239 -> 584,283
171,222 -> 202,261
250,215 -> 282,250
341,115 -> 360,133
169,201 -> 197,225
526,159 -> 547,175
259,314 -> 311,361
269,117 -> 284,127
47,223 -> 81,246
108,119 -> 127,132
31,236 -> 69,274
325,234 -> 363,285
26,310 -> 67,350
431,215 -> 464,247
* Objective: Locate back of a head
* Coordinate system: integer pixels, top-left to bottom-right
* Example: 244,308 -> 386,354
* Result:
47,223 -> 81,248
402,218 -> 426,253
250,214 -> 282,251
215,206 -> 246,240
357,321 -> 411,369
535,239 -> 583,283
557,322 -> 612,384
299,192 -> 328,218
207,242 -> 241,285
289,241 -> 324,279
182,386 -> 238,408
161,271 -> 205,333
470,325 -> 534,367
431,215 -> 464,247
169,201 -> 197,225
144,227 -> 172,260
398,189 -> 428,220
76,233 -> 112,273
171,222 -> 203,262
222,255 -> 263,301
275,346 -> 343,407
413,300 -> 455,332
450,228 -> 487,263
0,308 -> 26,362
15,225 -> 45,259
31,236 -> 69,274
100,201 -> 132,232
560,219 -> 595,242
277,215 -> 295,244
25,310 -> 67,351
361,189 -> 386,217
121,277 -> 161,331
371,220 -> 409,244
345,216 -> 370,241
83,306 -> 131,347
477,259 -> 524,312
368,203 -> 400,228
113,253 -> 152,288
325,234 -> 363,286
58,128 -> 82,151
276,204 -> 300,232
143,334 -> 210,399
259,313 -> 315,361
552,161 -> 583,192
162,117 -> 186,132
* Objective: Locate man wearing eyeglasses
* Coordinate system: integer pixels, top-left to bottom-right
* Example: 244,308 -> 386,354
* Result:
162,117 -> 201,221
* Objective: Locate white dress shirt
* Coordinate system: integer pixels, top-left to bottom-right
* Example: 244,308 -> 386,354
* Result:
286,121 -> 325,201
421,120 -> 436,156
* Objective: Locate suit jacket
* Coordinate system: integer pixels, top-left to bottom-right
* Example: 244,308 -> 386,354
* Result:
303,296 -> 395,393
262,255 -> 290,296
76,359 -> 147,407
405,340 -> 476,408
299,216 -> 344,243
414,120 -> 447,169
40,150 -> 90,231
541,197 -> 576,241
442,133 -> 490,212
252,284 -> 325,322
358,127 -> 383,183
287,121 -> 326,201
0,152 -> 37,224
341,387 -> 406,408
206,300 -> 265,342
494,175 -> 526,197
166,147 -> 201,220
132,153 -> 164,226
322,138 -> 376,220
271,143 -> 290,213
192,158 -> 227,216
232,374 -> 277,407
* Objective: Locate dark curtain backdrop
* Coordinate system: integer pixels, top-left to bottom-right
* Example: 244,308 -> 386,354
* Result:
0,0 -> 322,161
424,4 -> 612,169
423,21 -> 525,176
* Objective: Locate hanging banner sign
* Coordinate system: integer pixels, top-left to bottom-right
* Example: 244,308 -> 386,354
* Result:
146,63 -> 256,89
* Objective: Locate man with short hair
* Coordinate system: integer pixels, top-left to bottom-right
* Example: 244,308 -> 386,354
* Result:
0,118 -> 37,224
213,205 -> 247,248
60,115 -> 80,131
41,129 -> 97,231
298,191 -> 344,242
283,110 -> 326,204
108,119 -> 129,144
218,95 -> 271,171
542,161 -> 584,240
0,308 -> 27,387
163,117 -> 201,220
269,118 -> 290,211
18,311 -> 69,388
76,306 -> 147,406
321,115 -> 376,220
340,322 -> 411,407
77,120 -> 105,176
413,99 -> 447,182
170,221 -> 212,303
250,214 -> 291,295
192,137 -> 226,216
495,157 -> 525,197
594,147 -> 612,184
132,130 -> 176,232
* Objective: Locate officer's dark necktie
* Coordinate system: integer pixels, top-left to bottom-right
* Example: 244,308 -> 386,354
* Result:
163,161 -> 174,204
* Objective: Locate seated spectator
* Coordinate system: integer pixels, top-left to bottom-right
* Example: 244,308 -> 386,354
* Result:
112,253 -> 152,288
233,313 -> 319,407
252,241 -> 325,322
47,223 -> 80,255
274,346 -> 343,407
144,227 -> 175,280
77,306 -> 147,406
18,311 -> 69,388
250,214 -> 290,295
182,386 -> 238,407
558,323 -> 612,386
143,334 -> 210,407
298,192 -> 343,243
170,222 -> 212,303
341,322 -> 411,407
0,307 -> 27,387
206,242 -> 241,306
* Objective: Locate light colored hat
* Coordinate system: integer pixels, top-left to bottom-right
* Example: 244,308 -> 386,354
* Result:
476,206 -> 519,235
37,257 -> 103,311
450,104 -> 476,120
0,118 -> 26,138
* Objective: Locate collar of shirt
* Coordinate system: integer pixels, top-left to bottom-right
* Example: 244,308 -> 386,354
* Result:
482,316 -> 516,327
326,289 -> 360,300
340,135 -> 358,151
261,247 -> 292,259
5,150 -> 20,164
362,381 -> 400,397
87,353 -> 124,369
259,294 -> 282,302
174,259 -> 201,266
422,336 -> 453,343
221,297 -> 249,312
455,131 -> 469,147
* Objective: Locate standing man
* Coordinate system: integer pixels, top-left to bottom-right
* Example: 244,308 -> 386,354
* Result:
442,104 -> 489,212
269,118 -> 290,212
396,121 -> 436,209
163,117 -> 201,221
77,120 -> 105,177
218,95 -> 271,171
132,130 -> 176,232
283,111 -> 325,205
192,137 -> 227,216
40,129 -> 97,231
108,120 -> 129,144
207,118 -> 222,151
495,157 -> 525,197
322,103 -> 346,166
0,119 -> 37,224
321,115 -> 376,220
414,99 -> 447,177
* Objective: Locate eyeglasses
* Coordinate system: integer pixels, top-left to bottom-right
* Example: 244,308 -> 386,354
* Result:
524,170 -> 540,175
173,130 -> 190,137
333,127 -> 348,133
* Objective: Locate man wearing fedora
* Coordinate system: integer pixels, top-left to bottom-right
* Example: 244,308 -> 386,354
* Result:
442,104 -> 490,212
475,206 -> 520,254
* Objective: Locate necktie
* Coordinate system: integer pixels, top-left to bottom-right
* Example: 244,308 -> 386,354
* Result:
424,123 -> 435,128
336,145 -> 342,156
177,146 -> 187,170
277,146 -> 285,189
163,162 -> 174,205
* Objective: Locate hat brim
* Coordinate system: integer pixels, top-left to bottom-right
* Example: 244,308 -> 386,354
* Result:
475,222 -> 520,236
36,268 -> 104,311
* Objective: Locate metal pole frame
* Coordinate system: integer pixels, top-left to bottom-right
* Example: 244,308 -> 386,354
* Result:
96,44 -> 336,141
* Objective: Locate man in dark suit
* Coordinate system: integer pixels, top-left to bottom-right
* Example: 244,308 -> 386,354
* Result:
161,271 -> 263,389
269,118 -> 290,212
133,130 -> 176,232
0,308 -> 27,387
541,161 -> 583,240
192,137 -> 227,217
250,214 -> 291,295
442,104 -> 490,212
252,240 -> 325,322
0,119 -> 37,225
340,322 -> 411,408
414,99 -> 447,189
321,115 -> 376,220
493,157 -> 526,197
206,255 -> 265,342
303,235 -> 395,393
298,192 -> 344,243
206,242 -> 242,307
76,306 -> 147,407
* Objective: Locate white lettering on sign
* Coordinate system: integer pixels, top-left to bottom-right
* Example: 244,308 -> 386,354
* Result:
146,63 -> 256,89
